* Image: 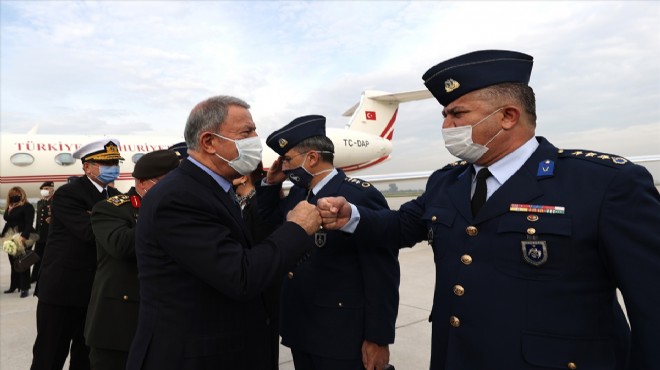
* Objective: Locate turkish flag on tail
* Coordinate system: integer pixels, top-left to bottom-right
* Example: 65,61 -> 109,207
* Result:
365,111 -> 376,120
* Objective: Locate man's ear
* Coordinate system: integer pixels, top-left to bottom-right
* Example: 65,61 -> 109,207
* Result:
500,106 -> 521,130
199,132 -> 216,154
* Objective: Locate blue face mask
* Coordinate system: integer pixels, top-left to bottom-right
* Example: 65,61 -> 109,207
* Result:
283,152 -> 333,189
96,165 -> 120,184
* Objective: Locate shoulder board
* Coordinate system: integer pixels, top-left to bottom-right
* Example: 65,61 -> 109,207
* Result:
440,160 -> 469,171
343,177 -> 372,188
106,194 -> 131,206
557,149 -> 632,167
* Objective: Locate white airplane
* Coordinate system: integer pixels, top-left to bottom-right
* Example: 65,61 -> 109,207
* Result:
0,89 -> 433,201
360,155 -> 660,191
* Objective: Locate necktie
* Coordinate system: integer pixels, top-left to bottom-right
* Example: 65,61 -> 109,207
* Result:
227,187 -> 241,209
471,168 -> 491,217
100,188 -> 108,199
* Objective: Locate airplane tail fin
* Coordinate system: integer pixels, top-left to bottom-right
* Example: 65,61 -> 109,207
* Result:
342,89 -> 433,140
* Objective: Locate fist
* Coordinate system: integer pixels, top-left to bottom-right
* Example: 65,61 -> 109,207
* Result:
286,201 -> 322,235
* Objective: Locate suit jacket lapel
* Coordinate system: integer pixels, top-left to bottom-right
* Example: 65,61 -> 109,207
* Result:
179,159 -> 247,230
448,167 -> 474,222
475,138 -> 558,223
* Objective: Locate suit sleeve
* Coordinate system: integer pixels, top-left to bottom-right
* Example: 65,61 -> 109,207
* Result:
51,185 -> 96,244
255,181 -> 286,224
355,191 -> 430,250
599,164 -> 660,369
91,201 -> 135,259
352,188 -> 401,344
20,204 -> 35,239
149,192 -> 310,301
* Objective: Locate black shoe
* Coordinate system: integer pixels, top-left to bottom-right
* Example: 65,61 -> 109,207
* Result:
20,290 -> 29,298
4,288 -> 16,294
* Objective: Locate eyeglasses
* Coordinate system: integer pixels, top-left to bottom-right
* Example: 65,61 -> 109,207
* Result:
281,151 -> 308,165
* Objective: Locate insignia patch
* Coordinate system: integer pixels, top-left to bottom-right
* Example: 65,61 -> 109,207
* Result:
344,177 -> 371,188
521,240 -> 548,266
510,204 -> 565,214
612,156 -> 628,165
444,78 -> 460,93
314,232 -> 326,248
107,194 -> 130,206
536,159 -> 554,177
278,138 -> 288,148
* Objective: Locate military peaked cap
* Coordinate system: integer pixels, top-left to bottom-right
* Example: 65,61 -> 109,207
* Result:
266,115 -> 326,156
73,139 -> 125,162
423,50 -> 533,106
168,141 -> 188,159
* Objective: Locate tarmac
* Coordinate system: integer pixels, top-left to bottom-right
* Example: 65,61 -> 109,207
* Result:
0,196 -> 436,370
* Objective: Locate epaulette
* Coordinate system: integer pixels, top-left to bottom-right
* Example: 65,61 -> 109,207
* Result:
557,149 -> 632,167
344,177 -> 372,188
440,160 -> 469,171
106,194 -> 131,206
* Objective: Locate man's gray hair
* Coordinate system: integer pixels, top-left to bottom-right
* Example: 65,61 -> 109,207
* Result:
479,83 -> 537,126
184,95 -> 250,151
295,136 -> 335,164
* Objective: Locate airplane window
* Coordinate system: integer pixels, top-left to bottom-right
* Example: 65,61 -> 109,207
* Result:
10,153 -> 35,167
132,153 -> 144,163
55,153 -> 76,166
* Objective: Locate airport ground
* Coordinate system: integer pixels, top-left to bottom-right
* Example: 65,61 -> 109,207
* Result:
0,196 -> 435,370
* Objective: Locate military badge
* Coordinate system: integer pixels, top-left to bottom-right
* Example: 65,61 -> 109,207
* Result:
314,232 -> 326,248
278,138 -> 288,148
536,159 -> 554,177
444,78 -> 460,93
521,240 -> 548,266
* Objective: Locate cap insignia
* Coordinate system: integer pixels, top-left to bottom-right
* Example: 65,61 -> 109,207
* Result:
278,138 -> 288,148
444,78 -> 460,93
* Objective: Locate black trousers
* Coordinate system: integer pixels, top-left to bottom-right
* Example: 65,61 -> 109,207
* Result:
31,241 -> 47,282
7,254 -> 31,290
31,301 -> 90,370
89,347 -> 128,370
291,349 -> 365,370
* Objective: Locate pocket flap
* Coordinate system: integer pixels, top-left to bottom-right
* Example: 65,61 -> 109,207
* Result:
522,332 -> 615,370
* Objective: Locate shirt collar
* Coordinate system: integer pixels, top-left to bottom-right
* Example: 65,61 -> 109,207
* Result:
311,168 -> 338,195
473,137 -> 539,185
86,176 -> 107,193
187,156 -> 232,192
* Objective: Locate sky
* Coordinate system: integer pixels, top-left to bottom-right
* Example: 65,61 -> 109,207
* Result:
1,1 -> 659,177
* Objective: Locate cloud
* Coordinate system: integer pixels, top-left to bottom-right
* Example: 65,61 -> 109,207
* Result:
1,1 -> 658,176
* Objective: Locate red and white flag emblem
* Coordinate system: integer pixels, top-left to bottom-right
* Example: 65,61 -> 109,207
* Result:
365,111 -> 376,120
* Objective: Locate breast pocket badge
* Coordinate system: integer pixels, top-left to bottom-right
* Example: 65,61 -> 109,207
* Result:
521,240 -> 548,266
315,232 -> 326,248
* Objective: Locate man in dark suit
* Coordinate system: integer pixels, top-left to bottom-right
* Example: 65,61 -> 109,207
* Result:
125,95 -> 322,370
31,181 -> 55,283
257,115 -> 400,370
85,150 -> 180,370
31,139 -> 124,370
318,50 -> 660,369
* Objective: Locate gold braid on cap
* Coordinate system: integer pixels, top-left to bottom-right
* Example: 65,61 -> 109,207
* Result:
83,142 -> 125,162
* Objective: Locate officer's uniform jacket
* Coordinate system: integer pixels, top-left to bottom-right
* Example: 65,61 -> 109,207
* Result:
35,197 -> 52,241
36,176 -> 121,306
355,137 -> 660,370
257,169 -> 400,360
85,187 -> 141,352
126,159 -> 311,370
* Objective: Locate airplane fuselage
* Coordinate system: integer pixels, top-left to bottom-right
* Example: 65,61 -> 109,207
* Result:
0,130 -> 392,200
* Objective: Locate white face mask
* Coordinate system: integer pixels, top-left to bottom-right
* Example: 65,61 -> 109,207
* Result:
442,108 -> 503,163
212,133 -> 263,175
40,189 -> 51,198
